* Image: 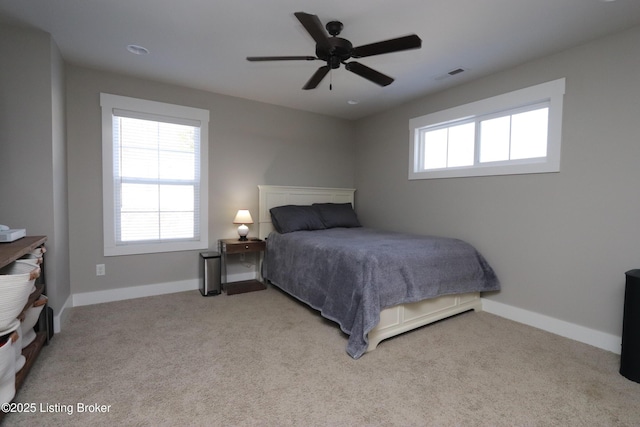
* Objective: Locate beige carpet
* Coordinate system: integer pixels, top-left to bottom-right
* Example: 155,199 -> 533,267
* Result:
4,285 -> 640,426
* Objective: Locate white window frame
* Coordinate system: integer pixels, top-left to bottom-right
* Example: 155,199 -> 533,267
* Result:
409,78 -> 565,180
101,93 -> 209,256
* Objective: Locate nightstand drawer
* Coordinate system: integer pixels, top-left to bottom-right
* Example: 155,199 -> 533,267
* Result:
222,240 -> 266,254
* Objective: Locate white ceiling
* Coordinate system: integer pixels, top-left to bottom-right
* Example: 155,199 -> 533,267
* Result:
1,0 -> 639,120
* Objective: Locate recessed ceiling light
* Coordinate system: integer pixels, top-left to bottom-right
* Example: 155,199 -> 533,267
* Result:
347,100 -> 359,105
127,44 -> 149,55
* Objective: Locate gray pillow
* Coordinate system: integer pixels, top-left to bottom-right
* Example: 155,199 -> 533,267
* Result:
313,203 -> 361,228
270,205 -> 326,234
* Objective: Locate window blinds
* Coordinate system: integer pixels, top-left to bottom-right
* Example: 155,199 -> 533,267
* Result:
112,114 -> 201,245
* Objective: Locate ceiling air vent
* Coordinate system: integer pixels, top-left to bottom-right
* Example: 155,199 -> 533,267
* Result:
433,67 -> 467,81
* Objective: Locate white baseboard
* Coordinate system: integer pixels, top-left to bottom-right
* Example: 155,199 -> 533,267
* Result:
68,271 -> 254,308
52,294 -> 74,333
482,298 -> 622,355
72,279 -> 199,307
227,271 -> 257,283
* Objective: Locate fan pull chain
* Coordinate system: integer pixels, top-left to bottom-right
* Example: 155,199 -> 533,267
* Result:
330,68 -> 333,91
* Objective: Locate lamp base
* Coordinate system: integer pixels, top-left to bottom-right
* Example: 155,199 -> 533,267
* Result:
237,224 -> 249,241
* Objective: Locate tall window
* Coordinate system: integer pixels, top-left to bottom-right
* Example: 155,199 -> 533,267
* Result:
101,93 -> 209,256
409,78 -> 565,180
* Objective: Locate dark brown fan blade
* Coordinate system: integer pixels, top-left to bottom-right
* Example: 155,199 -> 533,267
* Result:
352,34 -> 422,58
303,65 -> 330,90
247,56 -> 317,61
294,12 -> 331,51
345,62 -> 394,87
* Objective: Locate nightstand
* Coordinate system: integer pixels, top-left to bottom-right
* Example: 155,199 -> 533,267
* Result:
218,238 -> 266,295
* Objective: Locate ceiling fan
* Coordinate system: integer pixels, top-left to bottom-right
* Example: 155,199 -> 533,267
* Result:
247,12 -> 422,90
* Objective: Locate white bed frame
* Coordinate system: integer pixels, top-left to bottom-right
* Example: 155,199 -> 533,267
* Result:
258,185 -> 482,353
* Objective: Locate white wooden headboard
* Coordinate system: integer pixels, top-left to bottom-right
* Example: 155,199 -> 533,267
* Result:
257,185 -> 356,239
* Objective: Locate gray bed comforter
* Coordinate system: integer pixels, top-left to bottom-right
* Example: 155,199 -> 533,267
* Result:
264,227 -> 500,358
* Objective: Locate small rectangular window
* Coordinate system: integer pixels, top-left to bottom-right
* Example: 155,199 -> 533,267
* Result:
409,78 -> 565,180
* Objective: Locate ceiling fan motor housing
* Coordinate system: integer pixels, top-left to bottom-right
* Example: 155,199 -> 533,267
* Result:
316,37 -> 353,69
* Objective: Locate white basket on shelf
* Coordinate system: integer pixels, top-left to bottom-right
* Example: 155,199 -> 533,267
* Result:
0,320 -> 24,374
18,259 -> 39,297
20,295 -> 47,348
19,246 -> 46,265
0,328 -> 17,405
0,260 -> 40,331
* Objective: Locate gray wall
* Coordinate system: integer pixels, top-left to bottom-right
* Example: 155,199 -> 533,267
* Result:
0,24 -> 70,318
4,21 -> 639,342
353,25 -> 640,338
66,65 -> 355,294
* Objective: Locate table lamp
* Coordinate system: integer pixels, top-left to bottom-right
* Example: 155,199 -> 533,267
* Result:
233,209 -> 253,241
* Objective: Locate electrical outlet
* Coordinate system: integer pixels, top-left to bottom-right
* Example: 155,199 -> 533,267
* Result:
96,264 -> 105,276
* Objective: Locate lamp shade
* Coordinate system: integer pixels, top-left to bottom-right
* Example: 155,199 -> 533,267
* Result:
233,210 -> 253,224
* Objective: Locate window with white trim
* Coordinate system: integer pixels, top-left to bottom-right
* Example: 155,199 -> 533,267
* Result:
409,78 -> 565,180
101,93 -> 209,256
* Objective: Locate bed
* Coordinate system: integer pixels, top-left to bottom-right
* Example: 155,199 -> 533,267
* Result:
258,185 -> 500,358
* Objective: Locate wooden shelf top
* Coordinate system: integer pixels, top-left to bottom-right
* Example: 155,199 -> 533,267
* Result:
0,235 -> 47,269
